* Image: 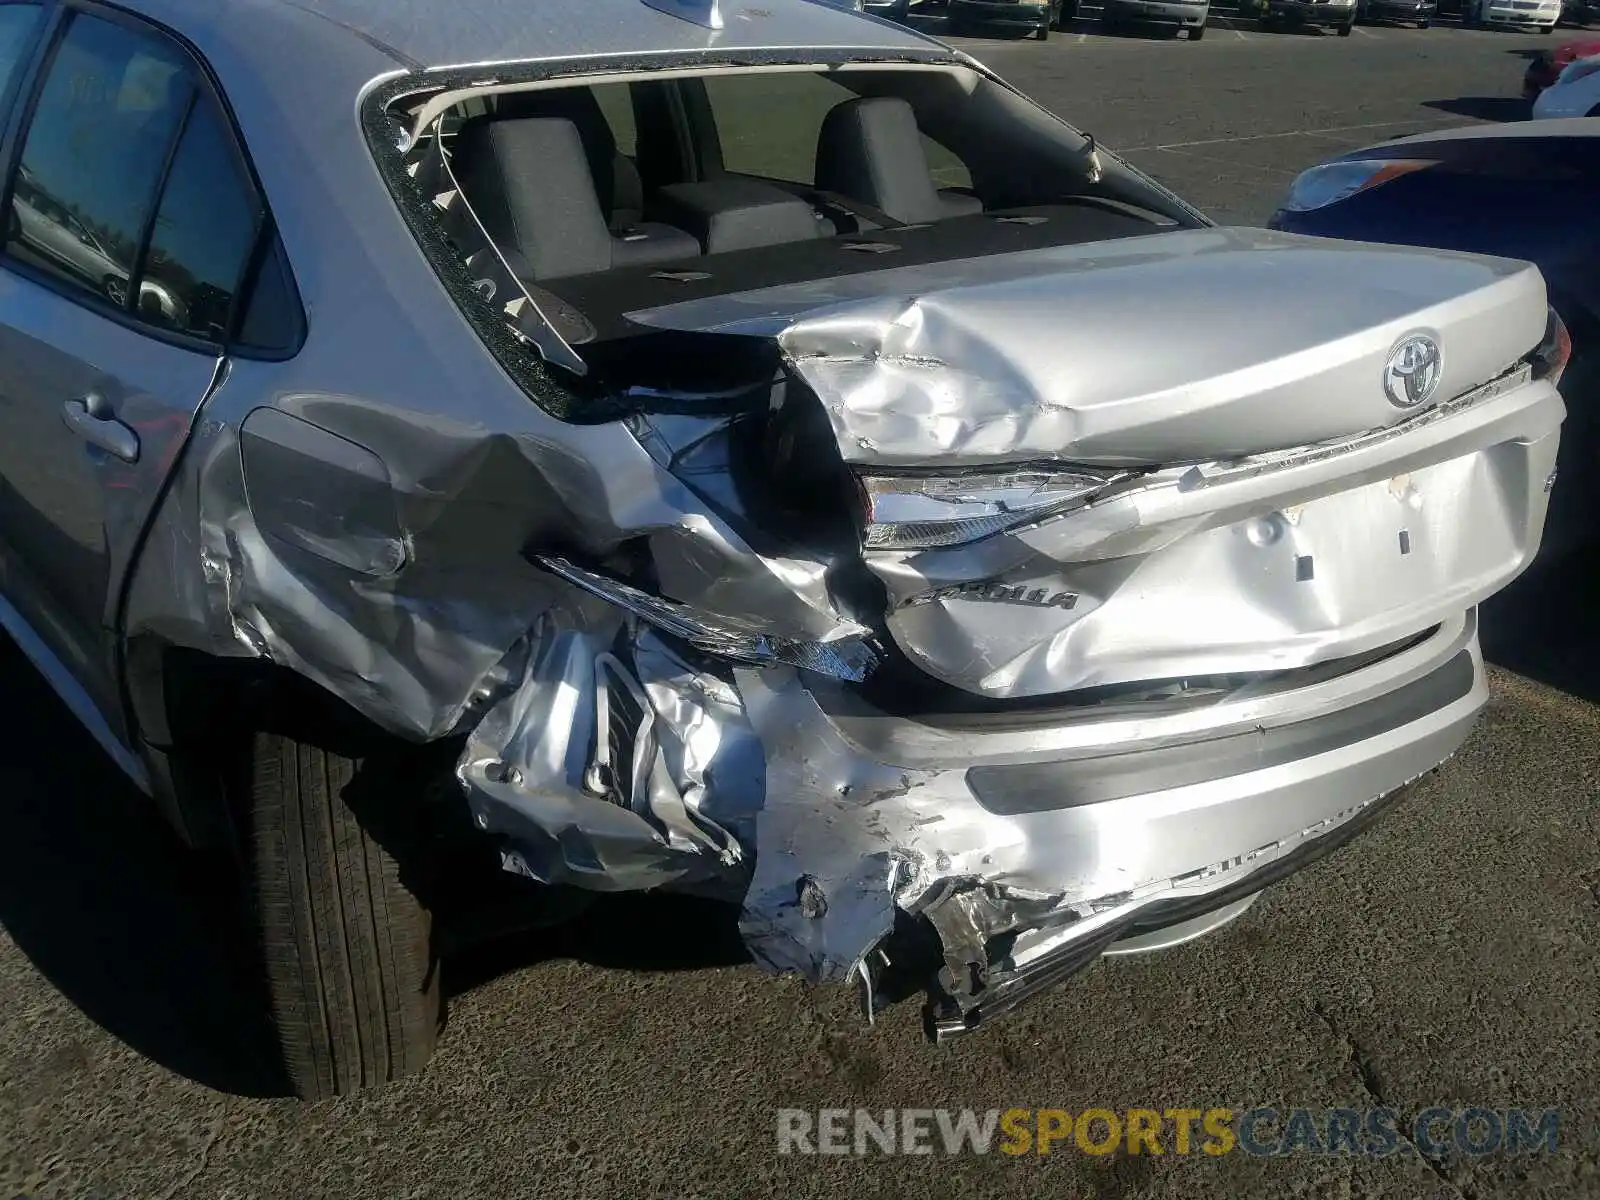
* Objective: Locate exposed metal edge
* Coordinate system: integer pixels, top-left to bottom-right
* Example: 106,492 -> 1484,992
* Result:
428,117 -> 587,376
0,591 -> 152,795
1101,891 -> 1262,957
928,773 -> 1434,1041
1180,362 -> 1535,492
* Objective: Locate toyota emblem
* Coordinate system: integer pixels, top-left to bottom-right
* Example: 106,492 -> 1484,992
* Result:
1383,334 -> 1443,409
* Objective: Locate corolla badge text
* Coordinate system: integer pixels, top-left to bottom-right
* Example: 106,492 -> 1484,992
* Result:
904,582 -> 1080,610
1383,333 -> 1443,409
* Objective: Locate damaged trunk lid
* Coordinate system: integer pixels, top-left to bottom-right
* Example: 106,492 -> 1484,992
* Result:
631,227 -> 1560,701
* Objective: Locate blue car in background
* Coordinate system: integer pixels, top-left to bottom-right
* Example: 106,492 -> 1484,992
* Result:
1271,118 -> 1600,667
1270,119 -> 1599,394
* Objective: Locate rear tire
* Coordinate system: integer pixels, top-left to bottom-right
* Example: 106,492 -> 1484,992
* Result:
1338,17 -> 1355,31
1418,16 -> 1431,24
1190,20 -> 1207,35
243,731 -> 441,1100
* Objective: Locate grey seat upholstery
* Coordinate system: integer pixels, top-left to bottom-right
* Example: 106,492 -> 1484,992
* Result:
814,97 -> 984,225
451,117 -> 699,280
494,87 -> 645,229
649,179 -> 825,255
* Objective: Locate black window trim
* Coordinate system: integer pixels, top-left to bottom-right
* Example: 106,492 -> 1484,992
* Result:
124,74 -> 197,314
0,0 -> 50,145
0,0 -> 305,359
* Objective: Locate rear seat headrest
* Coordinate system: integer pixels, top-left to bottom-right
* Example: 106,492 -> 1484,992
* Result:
494,87 -> 634,221
452,117 -> 616,280
815,96 -> 952,226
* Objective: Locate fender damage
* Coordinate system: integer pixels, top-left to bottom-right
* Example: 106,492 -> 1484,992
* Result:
121,227 -> 1565,1036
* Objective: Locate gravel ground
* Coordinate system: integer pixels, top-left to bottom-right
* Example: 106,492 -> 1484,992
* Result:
3,14 -> 1598,1200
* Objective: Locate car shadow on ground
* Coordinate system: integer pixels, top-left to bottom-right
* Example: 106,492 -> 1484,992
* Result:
0,637 -> 290,1098
0,631 -> 751,1097
2,343 -> 1597,1095
1424,95 -> 1534,119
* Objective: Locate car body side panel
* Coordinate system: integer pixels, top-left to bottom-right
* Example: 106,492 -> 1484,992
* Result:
104,0 -> 1564,998
0,267 -> 222,737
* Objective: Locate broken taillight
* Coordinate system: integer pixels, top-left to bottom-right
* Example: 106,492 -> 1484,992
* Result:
858,468 -> 1127,552
1532,307 -> 1573,388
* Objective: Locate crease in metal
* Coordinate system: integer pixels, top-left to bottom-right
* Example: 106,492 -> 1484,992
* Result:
121,78 -> 1566,1019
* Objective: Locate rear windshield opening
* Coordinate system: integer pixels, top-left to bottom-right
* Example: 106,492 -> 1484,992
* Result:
389,65 -> 1198,369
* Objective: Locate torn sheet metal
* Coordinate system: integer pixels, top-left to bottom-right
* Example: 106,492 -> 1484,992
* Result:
124,379 -> 867,742
869,373 -> 1564,700
535,554 -> 879,681
114,161 -> 1562,1025
459,620 -> 758,893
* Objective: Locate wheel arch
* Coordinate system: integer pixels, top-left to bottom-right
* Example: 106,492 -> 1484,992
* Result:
124,635 -> 428,851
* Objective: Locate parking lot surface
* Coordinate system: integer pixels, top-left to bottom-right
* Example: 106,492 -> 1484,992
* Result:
3,15 -> 1598,1200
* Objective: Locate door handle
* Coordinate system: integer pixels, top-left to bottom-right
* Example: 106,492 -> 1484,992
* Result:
62,398 -> 140,463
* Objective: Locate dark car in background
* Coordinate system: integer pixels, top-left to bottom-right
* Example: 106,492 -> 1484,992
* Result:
1356,0 -> 1436,26
1091,0 -> 1210,37
1271,120 -> 1599,558
947,0 -> 1067,36
1265,0 -> 1357,34
1563,0 -> 1600,24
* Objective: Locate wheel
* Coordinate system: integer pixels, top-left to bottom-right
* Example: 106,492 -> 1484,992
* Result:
1417,16 -> 1430,24
1036,15 -> 1050,37
1189,20 -> 1207,35
1542,20 -> 1557,29
1338,17 -> 1355,31
241,729 -> 441,1099
102,275 -> 127,306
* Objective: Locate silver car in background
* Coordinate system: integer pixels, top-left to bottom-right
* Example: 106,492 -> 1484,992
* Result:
0,0 -> 1566,1097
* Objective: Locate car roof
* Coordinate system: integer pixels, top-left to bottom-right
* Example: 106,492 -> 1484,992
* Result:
1373,117 -> 1600,148
206,0 -> 946,71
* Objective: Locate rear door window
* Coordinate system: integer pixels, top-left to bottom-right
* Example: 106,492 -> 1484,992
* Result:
5,13 -> 193,310
140,90 -> 264,340
2,9 -> 287,349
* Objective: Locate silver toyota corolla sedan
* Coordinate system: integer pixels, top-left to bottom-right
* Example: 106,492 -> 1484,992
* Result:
0,0 -> 1568,1098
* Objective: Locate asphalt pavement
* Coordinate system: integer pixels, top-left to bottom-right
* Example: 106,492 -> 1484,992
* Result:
4,15 -> 1599,1200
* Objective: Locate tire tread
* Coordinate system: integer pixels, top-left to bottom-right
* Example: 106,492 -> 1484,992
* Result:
248,732 -> 439,1099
